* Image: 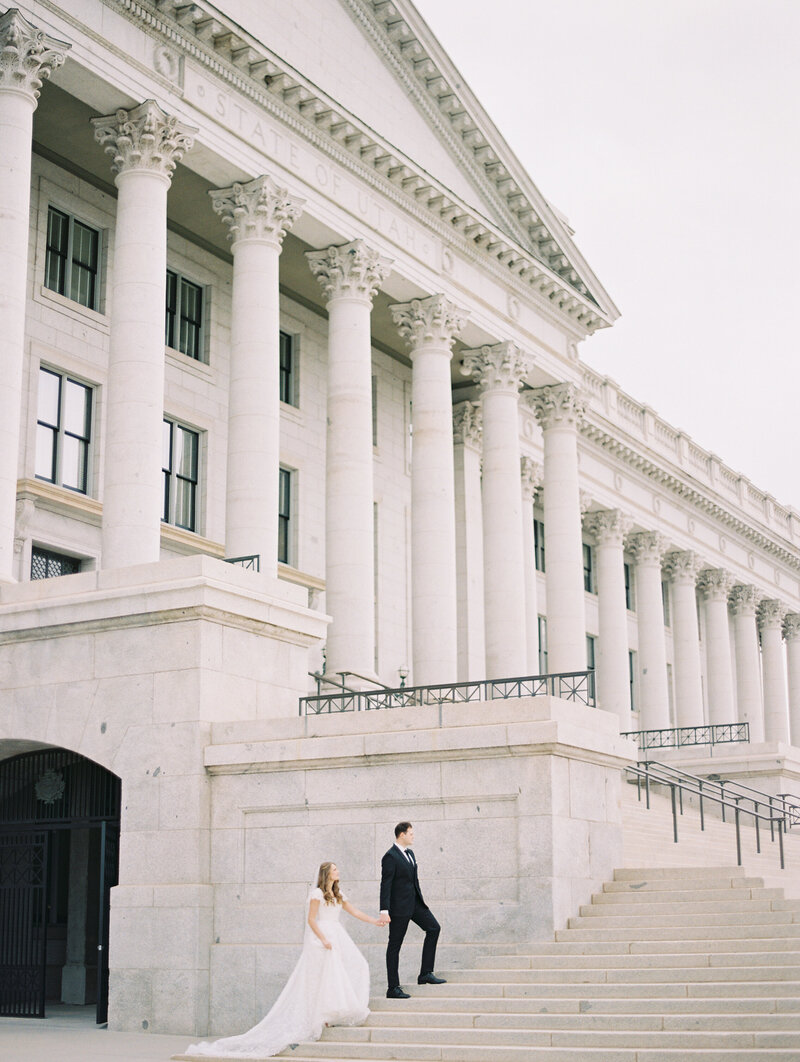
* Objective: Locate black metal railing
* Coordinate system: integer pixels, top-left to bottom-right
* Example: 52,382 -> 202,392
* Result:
704,773 -> 800,830
299,669 -> 596,716
626,759 -> 786,869
621,722 -> 750,751
224,554 -> 260,571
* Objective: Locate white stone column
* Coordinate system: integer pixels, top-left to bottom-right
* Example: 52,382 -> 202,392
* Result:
92,102 -> 195,568
210,176 -> 304,577
520,457 -> 543,673
583,509 -> 632,727
306,240 -> 391,679
697,569 -> 736,726
626,531 -> 670,730
783,614 -> 800,747
391,295 -> 467,684
453,402 -> 485,681
758,599 -> 790,744
729,584 -> 765,743
461,343 -> 533,679
0,12 -> 69,581
527,384 -> 587,675
663,551 -> 704,728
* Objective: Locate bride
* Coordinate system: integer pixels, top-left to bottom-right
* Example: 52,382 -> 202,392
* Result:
184,862 -> 388,1059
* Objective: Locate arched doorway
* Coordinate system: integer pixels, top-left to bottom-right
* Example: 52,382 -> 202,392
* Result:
0,747 -> 120,1022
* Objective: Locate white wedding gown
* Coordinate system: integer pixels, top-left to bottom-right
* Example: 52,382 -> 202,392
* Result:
185,888 -> 371,1058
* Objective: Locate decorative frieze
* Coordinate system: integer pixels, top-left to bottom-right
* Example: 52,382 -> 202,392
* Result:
625,531 -> 666,567
0,10 -> 70,99
92,100 -> 196,180
520,456 -> 542,501
305,239 -> 392,302
583,509 -> 632,548
209,174 -> 304,246
728,584 -> 761,616
696,568 -> 733,601
757,598 -> 786,632
390,294 -> 467,352
460,341 -> 533,393
663,550 -> 701,585
452,401 -> 482,450
527,383 -> 586,431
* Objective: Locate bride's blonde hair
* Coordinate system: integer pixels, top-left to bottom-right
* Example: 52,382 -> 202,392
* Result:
316,861 -> 343,905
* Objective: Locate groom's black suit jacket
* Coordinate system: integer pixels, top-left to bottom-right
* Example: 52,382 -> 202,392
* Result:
380,845 -> 427,918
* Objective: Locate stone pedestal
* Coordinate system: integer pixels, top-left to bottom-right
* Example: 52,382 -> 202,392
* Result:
306,241 -> 391,679
0,12 -> 69,581
211,176 -> 304,576
528,384 -> 587,675
92,102 -> 196,569
392,296 -> 466,685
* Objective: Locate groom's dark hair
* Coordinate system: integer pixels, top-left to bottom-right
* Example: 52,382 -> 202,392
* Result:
395,821 -> 412,837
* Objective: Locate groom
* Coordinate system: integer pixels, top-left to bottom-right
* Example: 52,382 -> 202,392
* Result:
380,821 -> 446,998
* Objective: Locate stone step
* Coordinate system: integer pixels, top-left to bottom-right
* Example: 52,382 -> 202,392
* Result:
320,1024 -> 799,1049
368,995 -> 800,1014
558,922 -> 800,941
589,887 -> 784,905
602,876 -> 766,893
613,866 -> 747,880
444,966 -> 800,984
475,950 -> 800,969
271,1043 -> 800,1061
577,897 -> 800,917
511,936 -> 800,955
391,980 -> 800,998
568,910 -> 799,929
362,1011 -> 800,1032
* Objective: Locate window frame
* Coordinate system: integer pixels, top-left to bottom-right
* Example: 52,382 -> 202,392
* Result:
533,517 -> 546,573
162,417 -> 200,532
537,615 -> 548,674
279,330 -> 299,407
35,366 -> 93,495
44,206 -> 100,311
165,269 -> 205,362
583,542 -> 595,594
586,633 -> 597,672
31,545 -> 81,580
624,561 -> 635,611
278,466 -> 293,566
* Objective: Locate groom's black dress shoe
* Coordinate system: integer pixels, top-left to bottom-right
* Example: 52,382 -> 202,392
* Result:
417,974 -> 447,985
386,987 -> 410,999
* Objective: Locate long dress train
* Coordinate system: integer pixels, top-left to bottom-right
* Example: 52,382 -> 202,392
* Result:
185,888 -> 370,1058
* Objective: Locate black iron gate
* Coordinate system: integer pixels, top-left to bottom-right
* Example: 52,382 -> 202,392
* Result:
0,831 -> 49,1017
0,749 -> 120,1020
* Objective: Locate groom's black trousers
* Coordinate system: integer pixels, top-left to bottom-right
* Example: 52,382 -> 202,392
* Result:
386,901 -> 440,989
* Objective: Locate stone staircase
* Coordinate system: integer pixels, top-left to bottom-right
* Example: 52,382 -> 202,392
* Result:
179,779 -> 800,1061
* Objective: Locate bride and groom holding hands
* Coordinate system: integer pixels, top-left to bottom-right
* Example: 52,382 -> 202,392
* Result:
187,821 -> 446,1059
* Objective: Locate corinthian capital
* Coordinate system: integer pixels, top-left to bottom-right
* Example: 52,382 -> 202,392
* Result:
625,530 -> 666,567
520,456 -> 543,501
757,598 -> 786,632
0,10 -> 70,99
209,175 -> 304,247
526,382 -> 586,431
305,239 -> 392,303
583,509 -> 631,548
697,568 -> 733,601
728,584 -> 761,616
663,550 -> 701,585
390,294 -> 468,353
452,401 -> 482,450
92,100 -> 196,181
783,613 -> 800,642
460,341 -> 533,393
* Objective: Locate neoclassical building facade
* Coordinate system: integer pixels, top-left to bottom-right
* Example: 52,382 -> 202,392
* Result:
0,0 -> 798,1036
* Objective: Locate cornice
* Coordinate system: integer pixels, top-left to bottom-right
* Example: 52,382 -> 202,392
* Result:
579,419 -> 800,573
105,0 -> 609,335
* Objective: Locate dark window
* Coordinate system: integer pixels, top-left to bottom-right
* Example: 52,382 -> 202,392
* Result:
162,419 -> 199,531
583,543 -> 595,593
629,650 -> 636,711
35,367 -> 92,493
31,546 -> 81,580
45,207 -> 99,310
586,634 -> 596,671
538,615 -> 548,673
533,518 -> 545,573
278,467 -> 291,565
165,271 -> 203,360
280,331 -> 297,406
624,562 -> 635,611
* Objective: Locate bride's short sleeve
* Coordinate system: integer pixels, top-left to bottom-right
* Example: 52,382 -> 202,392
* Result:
309,887 -> 324,901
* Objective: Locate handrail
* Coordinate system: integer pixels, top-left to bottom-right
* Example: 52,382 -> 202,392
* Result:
627,760 -> 785,870
307,671 -> 357,697
621,722 -> 749,750
336,670 -> 393,691
299,669 -> 595,716
704,773 -> 800,830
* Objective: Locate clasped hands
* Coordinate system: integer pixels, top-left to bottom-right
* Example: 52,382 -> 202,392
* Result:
375,914 -> 391,927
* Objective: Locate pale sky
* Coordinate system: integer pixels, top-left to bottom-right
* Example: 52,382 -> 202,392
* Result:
414,0 -> 800,508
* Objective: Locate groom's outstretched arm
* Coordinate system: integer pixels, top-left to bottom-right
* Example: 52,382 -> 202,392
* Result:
379,850 -> 395,913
